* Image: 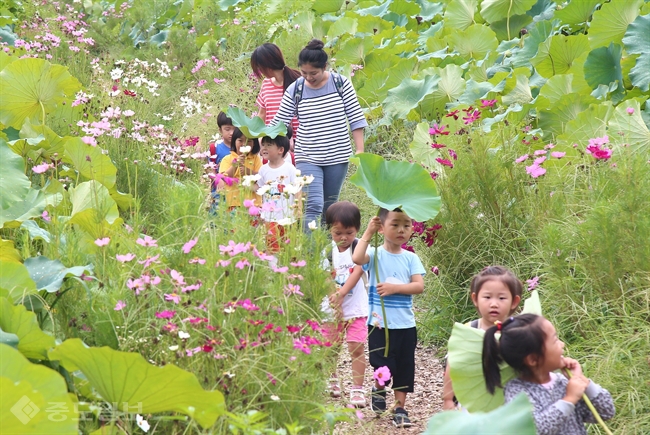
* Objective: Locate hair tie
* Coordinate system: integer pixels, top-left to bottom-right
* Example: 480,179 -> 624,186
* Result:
495,320 -> 503,331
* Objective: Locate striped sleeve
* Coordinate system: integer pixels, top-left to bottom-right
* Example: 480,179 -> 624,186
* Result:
271,84 -> 296,127
256,86 -> 265,109
340,76 -> 368,131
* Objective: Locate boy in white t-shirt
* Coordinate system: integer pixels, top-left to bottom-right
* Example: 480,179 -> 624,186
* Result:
256,126 -> 300,253
321,201 -> 369,408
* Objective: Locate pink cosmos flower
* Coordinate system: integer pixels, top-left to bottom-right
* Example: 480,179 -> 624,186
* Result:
627,107 -> 635,115
248,205 -> 260,216
243,199 -> 255,208
533,156 -> 546,165
430,143 -> 446,149
480,99 -> 497,108
156,310 -> 176,319
286,325 -> 301,333
462,109 -> 481,125
551,152 -> 565,159
165,293 -> 181,304
170,269 -> 186,285
81,136 -> 97,146
182,238 -> 198,254
436,158 -> 454,168
239,299 -> 260,311
116,253 -> 136,263
293,338 -> 311,354
94,237 -> 110,247
181,283 -> 201,293
290,260 -> 306,267
525,164 -> 546,178
32,162 -> 52,174
515,154 -> 529,163
236,259 -> 250,269
449,149 -> 458,160
114,300 -> 126,311
189,257 -> 206,264
136,235 -> 158,247
215,259 -> 231,267
284,284 -> 303,296
42,211 -> 51,222
533,149 -> 547,156
373,366 -> 392,386
428,123 -> 449,136
273,265 -> 289,273
526,276 -> 539,291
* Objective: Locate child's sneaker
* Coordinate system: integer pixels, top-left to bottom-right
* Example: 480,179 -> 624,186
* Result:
349,389 -> 366,408
371,387 -> 386,414
328,378 -> 341,398
392,407 -> 412,428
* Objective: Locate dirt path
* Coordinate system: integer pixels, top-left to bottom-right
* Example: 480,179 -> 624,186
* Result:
332,344 -> 445,434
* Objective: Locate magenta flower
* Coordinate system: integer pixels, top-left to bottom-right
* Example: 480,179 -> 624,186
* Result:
525,164 -> 546,178
116,253 -> 136,263
94,237 -> 110,247
156,310 -> 176,319
373,366 -> 392,387
239,299 -> 260,311
526,276 -> 539,291
165,292 -> 181,304
182,238 -> 198,254
428,123 -> 449,136
431,266 -> 439,275
436,158 -> 454,168
449,149 -> 457,160
515,154 -> 529,163
446,109 -> 460,120
293,338 -> 311,354
430,142 -> 446,149
114,300 -> 126,311
551,152 -> 565,159
136,235 -> 158,247
32,162 -> 52,174
627,107 -> 635,115
462,109 -> 481,125
480,99 -> 497,108
42,210 -> 51,222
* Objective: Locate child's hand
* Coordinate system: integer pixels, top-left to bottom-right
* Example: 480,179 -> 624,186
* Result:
442,399 -> 457,411
328,290 -> 342,307
363,216 -> 381,238
564,374 -> 589,404
376,282 -> 399,296
562,357 -> 583,377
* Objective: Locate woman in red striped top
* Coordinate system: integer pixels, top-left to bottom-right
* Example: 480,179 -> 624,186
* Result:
251,43 -> 300,142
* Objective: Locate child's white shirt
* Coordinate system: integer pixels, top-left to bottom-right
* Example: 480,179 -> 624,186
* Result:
320,242 -> 368,321
256,160 -> 297,223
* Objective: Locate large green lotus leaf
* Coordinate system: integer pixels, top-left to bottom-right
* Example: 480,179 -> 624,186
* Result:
389,0 -> 420,16
608,99 -> 650,150
359,57 -> 417,104
48,339 -> 226,428
556,102 -> 613,151
537,74 -> 591,107
509,19 -> 554,68
0,239 -> 21,264
226,107 -> 286,139
20,118 -> 70,160
588,0 -> 643,49
522,290 -> 542,315
333,35 -> 374,65
0,138 -> 30,210
419,65 -> 466,119
1,345 -> 77,434
454,79 -> 502,106
0,50 -> 17,71
490,14 -> 533,41
531,34 -> 590,78
622,14 -> 650,92
445,0 -> 478,31
0,58 -> 81,129
583,43 -> 623,90
448,323 -> 516,412
482,103 -> 525,133
349,153 -> 441,222
0,297 -> 55,359
537,92 -> 596,137
20,220 -> 53,244
410,122 -> 443,169
480,0 -> 536,24
312,0 -> 344,14
449,24 -> 498,60
68,181 -> 119,238
24,256 -> 92,294
382,75 -> 440,120
501,74 -> 533,106
555,0 -> 599,26
417,0 -> 444,20
0,327 -> 19,348
327,16 -> 357,39
64,138 -> 116,189
423,393 -> 535,434
0,261 -> 37,300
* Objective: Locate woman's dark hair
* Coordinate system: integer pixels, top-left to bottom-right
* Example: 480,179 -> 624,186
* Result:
326,201 -> 361,230
482,314 -> 547,394
250,43 -> 301,92
471,266 -> 523,306
298,39 -> 328,69
231,127 -> 260,155
261,124 -> 293,157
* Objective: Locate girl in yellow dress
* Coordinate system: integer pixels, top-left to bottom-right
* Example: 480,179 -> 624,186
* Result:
218,128 -> 262,210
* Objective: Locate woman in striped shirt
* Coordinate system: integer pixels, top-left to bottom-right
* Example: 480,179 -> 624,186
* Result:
272,39 -> 368,231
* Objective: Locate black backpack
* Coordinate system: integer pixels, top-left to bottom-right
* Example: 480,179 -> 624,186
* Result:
292,72 -> 345,120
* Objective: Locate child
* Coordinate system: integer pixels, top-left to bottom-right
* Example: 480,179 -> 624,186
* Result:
442,265 -> 523,410
483,314 -> 615,434
219,128 -> 262,210
352,208 -> 426,428
256,126 -> 299,252
208,112 -> 236,214
320,201 -> 368,407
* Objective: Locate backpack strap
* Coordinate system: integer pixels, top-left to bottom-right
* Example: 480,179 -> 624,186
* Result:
470,319 -> 480,329
330,238 -> 369,291
331,72 -> 345,100
292,77 -> 305,119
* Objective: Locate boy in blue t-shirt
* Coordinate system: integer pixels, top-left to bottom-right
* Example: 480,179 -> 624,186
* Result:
208,112 -> 236,214
352,208 -> 425,428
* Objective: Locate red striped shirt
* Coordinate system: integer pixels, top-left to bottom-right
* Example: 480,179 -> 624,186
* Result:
256,78 -> 299,137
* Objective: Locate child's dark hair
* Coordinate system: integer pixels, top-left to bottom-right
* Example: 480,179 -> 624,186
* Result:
250,43 -> 301,93
378,207 -> 406,224
482,314 -> 547,394
261,124 -> 292,157
217,111 -> 233,128
298,39 -> 328,69
471,266 -> 523,304
325,201 -> 361,230
231,127 -> 260,154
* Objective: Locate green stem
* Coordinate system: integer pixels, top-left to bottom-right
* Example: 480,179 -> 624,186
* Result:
562,368 -> 613,435
372,208 -> 390,357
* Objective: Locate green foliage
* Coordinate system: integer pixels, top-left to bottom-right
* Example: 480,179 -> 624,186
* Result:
226,107 -> 287,139
0,297 -> 55,359
24,256 -> 92,293
0,261 -> 37,300
49,338 -> 226,428
622,14 -> 650,92
423,393 -> 536,434
349,153 -> 441,222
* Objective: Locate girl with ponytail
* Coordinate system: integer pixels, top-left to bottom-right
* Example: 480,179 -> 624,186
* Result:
482,314 -> 615,434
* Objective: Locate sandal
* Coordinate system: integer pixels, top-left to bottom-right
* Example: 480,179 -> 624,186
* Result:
349,388 -> 366,408
328,378 -> 341,398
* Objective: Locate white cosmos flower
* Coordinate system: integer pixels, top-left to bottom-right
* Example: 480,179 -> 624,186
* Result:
276,217 -> 295,226
178,331 -> 190,339
136,414 -> 150,432
301,175 -> 314,185
242,174 -> 261,187
240,145 -> 251,154
308,220 -> 318,230
256,185 -> 271,196
270,395 -> 280,401
169,345 -> 179,351
224,306 -> 236,314
110,68 -> 123,80
283,183 -> 302,195
295,169 -> 301,176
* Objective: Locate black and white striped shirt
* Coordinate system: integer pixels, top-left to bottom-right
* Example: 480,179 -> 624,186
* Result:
272,73 -> 368,166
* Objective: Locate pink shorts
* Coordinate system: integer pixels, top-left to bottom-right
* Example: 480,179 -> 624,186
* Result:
323,317 -> 367,344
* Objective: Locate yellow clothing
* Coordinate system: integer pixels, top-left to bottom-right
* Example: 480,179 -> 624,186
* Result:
219,152 -> 262,208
